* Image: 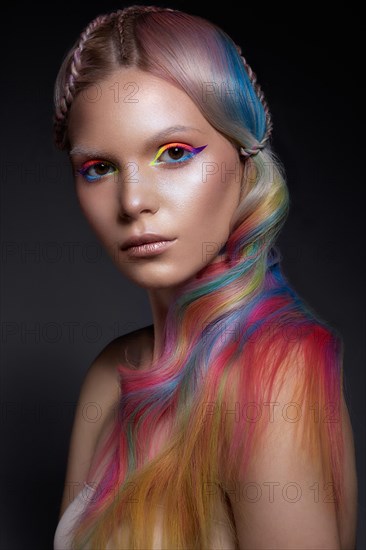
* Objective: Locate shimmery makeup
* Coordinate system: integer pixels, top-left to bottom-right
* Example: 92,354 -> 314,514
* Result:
77,160 -> 116,182
149,143 -> 207,166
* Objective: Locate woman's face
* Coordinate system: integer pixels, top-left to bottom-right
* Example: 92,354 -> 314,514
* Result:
68,68 -> 243,290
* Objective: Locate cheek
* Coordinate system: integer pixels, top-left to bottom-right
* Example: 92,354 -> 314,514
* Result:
182,166 -> 241,231
166,159 -> 240,212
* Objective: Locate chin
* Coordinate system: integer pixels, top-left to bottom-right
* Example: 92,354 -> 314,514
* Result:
124,269 -> 200,291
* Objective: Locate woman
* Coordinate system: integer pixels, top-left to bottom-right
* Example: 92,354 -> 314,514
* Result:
52,5 -> 357,549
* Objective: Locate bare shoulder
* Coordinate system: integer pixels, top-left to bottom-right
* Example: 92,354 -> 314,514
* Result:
79,322 -> 154,395
71,323 -> 153,426
58,324 -> 153,517
224,326 -> 357,549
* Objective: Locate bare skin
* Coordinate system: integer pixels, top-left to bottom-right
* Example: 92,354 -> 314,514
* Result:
59,326 -> 357,549
59,68 -> 358,548
59,326 -> 238,548
68,67 -> 244,363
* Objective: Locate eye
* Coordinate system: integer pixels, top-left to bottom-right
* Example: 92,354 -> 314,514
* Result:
76,160 -> 118,183
149,143 -> 207,166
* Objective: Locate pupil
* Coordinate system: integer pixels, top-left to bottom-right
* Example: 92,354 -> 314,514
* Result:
95,163 -> 108,174
169,147 -> 184,160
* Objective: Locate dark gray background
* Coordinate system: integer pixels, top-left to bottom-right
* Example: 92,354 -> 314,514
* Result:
1,2 -> 364,548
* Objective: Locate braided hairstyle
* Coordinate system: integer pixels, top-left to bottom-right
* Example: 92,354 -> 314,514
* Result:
234,45 -> 274,157
53,11 -> 114,150
52,7 -> 332,549
53,5 -> 167,150
53,5 -> 273,158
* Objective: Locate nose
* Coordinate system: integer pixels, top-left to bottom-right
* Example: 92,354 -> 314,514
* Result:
116,162 -> 159,220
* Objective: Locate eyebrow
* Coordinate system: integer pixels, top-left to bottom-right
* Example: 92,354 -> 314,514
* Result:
69,125 -> 204,157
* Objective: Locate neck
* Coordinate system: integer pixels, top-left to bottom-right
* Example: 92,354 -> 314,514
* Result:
147,286 -> 180,363
145,253 -> 227,364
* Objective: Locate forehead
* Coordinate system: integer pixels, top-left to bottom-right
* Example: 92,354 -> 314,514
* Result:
67,68 -> 211,145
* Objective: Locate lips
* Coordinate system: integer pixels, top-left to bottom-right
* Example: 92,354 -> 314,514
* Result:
121,233 -> 174,250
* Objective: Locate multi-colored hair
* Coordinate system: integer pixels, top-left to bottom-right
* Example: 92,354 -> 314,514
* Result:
53,5 -> 347,548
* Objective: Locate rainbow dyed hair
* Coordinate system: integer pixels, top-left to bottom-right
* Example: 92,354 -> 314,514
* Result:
53,5 -> 347,548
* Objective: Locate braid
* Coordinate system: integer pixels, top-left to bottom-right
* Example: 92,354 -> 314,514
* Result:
53,7 -> 272,156
53,6 -> 175,150
235,45 -> 274,158
53,12 -> 117,149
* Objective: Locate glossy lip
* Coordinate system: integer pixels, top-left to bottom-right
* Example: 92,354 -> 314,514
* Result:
121,233 -> 174,250
122,239 -> 177,257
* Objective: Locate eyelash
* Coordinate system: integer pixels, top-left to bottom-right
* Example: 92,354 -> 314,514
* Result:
149,143 -> 207,166
76,160 -> 117,183
75,143 -> 207,183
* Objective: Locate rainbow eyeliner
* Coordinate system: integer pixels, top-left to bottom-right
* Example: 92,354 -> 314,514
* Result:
149,143 -> 207,166
77,159 -> 116,182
